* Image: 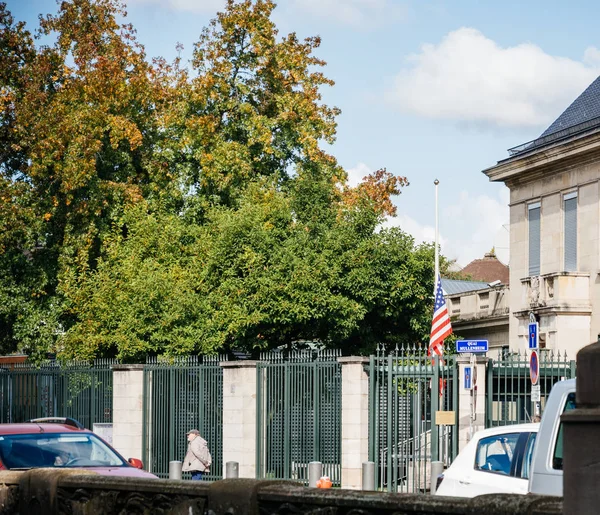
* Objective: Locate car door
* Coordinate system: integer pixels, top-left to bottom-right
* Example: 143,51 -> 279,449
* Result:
457,431 -> 530,496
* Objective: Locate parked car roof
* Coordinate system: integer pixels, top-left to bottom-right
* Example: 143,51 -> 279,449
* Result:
0,423 -> 86,435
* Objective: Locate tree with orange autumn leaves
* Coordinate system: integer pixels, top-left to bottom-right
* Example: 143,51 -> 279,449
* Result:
1,0 -> 448,361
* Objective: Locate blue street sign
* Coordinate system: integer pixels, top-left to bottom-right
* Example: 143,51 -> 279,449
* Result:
528,322 -> 539,350
456,340 -> 489,353
464,366 -> 472,390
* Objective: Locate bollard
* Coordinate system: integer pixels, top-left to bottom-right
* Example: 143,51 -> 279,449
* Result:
169,460 -> 182,480
226,461 -> 239,478
430,461 -> 444,494
362,461 -> 375,491
308,461 -> 323,488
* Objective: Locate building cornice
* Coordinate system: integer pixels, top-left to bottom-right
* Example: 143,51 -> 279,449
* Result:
513,305 -> 592,317
483,131 -> 600,184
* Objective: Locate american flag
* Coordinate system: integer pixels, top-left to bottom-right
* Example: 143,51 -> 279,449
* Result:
429,274 -> 452,357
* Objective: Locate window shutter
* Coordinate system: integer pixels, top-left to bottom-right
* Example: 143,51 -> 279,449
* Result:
564,195 -> 577,271
528,205 -> 541,276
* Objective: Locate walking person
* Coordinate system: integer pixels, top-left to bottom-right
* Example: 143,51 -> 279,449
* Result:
182,429 -> 211,480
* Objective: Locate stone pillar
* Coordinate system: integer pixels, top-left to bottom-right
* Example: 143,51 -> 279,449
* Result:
339,357 -> 369,490
562,340 -> 600,514
112,365 -> 145,461
456,356 -> 486,452
221,361 -> 258,479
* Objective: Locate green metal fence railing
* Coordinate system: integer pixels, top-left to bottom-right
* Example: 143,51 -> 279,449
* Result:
368,344 -> 458,493
256,349 -> 342,486
486,349 -> 576,427
142,356 -> 224,481
0,360 -> 115,428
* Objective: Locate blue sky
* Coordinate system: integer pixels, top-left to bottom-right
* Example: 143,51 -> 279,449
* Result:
9,0 -> 600,266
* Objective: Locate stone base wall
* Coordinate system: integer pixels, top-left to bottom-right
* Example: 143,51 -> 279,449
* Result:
0,470 -> 562,515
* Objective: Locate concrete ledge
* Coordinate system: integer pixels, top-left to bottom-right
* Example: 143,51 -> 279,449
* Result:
111,364 -> 145,371
337,357 -> 369,364
0,472 -> 563,515
220,361 -> 259,368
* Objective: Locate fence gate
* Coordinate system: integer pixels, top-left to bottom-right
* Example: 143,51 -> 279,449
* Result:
0,360 -> 114,427
256,350 -> 341,485
142,356 -> 224,480
368,346 -> 458,493
486,349 -> 576,427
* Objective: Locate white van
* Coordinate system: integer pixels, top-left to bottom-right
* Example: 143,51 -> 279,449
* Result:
528,378 -> 576,496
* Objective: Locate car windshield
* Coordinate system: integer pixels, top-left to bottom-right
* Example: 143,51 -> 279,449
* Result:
0,432 -> 126,470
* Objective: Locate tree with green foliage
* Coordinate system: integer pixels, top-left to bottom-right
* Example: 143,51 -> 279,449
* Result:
1,0 -> 451,361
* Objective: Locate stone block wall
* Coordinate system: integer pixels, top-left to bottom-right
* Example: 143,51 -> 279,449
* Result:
111,365 -> 145,462
0,470 -> 562,515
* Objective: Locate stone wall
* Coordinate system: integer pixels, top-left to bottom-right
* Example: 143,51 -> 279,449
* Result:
111,365 -> 145,462
0,470 -> 562,515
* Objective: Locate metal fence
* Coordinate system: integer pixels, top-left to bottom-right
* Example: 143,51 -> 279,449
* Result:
256,349 -> 342,485
368,345 -> 458,493
0,360 -> 115,428
486,349 -> 576,427
142,356 -> 224,480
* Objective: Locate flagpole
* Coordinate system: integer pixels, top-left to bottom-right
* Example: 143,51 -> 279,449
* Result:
434,179 -> 439,288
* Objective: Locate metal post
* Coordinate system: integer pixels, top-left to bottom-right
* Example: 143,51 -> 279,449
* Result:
434,179 -> 439,286
362,461 -> 375,491
308,461 -> 323,487
431,355 -> 440,462
430,461 -> 444,494
169,460 -> 182,480
226,461 -> 239,478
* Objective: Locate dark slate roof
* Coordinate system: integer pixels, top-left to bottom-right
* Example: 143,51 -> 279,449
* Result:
506,75 -> 600,158
540,76 -> 600,137
441,279 -> 489,296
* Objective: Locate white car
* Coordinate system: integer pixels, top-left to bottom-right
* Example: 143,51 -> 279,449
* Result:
529,378 -> 575,496
435,423 -> 539,497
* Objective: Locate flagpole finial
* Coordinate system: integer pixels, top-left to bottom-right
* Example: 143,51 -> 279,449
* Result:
434,179 -> 439,185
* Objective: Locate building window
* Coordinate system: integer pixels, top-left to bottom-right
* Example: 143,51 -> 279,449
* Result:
528,202 -> 541,276
564,192 -> 577,271
478,292 -> 489,310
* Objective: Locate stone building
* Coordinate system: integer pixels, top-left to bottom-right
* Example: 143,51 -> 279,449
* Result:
484,75 -> 600,356
442,251 -> 510,351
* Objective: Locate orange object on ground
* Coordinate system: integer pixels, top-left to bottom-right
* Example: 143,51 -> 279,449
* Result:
316,476 -> 332,488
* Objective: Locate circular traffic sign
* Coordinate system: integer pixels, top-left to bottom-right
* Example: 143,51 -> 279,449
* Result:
530,350 -> 539,386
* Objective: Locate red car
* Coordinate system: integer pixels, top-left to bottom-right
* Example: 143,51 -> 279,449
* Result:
0,417 -> 157,479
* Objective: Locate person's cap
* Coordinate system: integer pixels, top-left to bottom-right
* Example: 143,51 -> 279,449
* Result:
186,429 -> 200,435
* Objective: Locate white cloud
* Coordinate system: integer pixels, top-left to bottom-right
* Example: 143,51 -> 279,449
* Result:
346,162 -> 372,188
386,28 -> 600,128
383,187 -> 509,268
289,0 -> 406,28
125,0 -> 224,14
440,188 -> 509,267
382,214 -> 448,250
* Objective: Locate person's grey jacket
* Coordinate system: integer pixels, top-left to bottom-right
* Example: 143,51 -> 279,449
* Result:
182,436 -> 211,473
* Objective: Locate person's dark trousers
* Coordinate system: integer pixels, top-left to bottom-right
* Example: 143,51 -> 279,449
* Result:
191,471 -> 203,480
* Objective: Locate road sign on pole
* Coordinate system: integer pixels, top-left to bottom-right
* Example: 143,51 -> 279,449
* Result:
456,340 -> 488,353
528,322 -> 539,350
530,350 -> 539,386
464,366 -> 472,390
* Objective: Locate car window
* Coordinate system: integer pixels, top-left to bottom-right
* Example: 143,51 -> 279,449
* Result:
474,433 -> 520,476
553,392 -> 576,470
520,433 -> 537,479
0,433 -> 126,470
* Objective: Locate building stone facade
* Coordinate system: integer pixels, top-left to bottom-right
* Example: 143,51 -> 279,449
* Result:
446,285 -> 509,352
484,76 -> 600,356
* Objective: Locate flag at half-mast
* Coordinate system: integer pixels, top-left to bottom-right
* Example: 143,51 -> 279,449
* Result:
429,274 -> 452,357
